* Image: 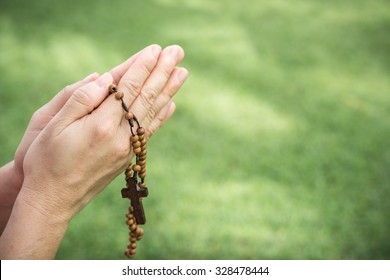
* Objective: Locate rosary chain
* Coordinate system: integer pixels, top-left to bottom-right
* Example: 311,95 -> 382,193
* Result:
108,84 -> 147,258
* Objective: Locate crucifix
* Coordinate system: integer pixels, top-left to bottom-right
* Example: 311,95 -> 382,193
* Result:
121,177 -> 148,225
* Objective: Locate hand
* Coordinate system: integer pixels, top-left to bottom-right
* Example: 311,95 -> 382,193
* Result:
0,44 -> 187,259
12,73 -> 100,189
21,44 -> 187,222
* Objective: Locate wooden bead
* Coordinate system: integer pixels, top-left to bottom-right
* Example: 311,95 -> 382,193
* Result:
130,236 -> 137,242
127,243 -> 137,249
136,227 -> 144,236
125,112 -> 134,120
138,159 -> 146,166
130,249 -> 136,255
138,182 -> 146,189
125,249 -> 135,258
141,139 -> 147,146
139,172 -> 146,179
132,141 -> 141,149
126,213 -> 134,219
125,170 -> 132,178
132,165 -> 141,172
130,224 -> 137,231
126,219 -> 134,225
127,213 -> 134,219
128,206 -> 134,212
137,127 -> 145,135
140,150 -> 147,156
138,134 -> 144,141
115,91 -> 124,100
133,147 -> 142,154
108,84 -> 117,93
130,135 -> 139,143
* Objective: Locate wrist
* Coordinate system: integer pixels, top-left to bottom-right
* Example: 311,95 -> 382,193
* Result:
0,161 -> 23,206
0,189 -> 69,259
17,181 -> 74,226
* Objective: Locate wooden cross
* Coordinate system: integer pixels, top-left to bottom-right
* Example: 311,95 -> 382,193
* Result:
121,177 -> 148,224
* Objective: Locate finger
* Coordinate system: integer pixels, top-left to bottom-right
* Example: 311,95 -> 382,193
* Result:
142,67 -> 188,128
145,101 -> 176,139
54,72 -> 113,128
113,44 -> 162,114
38,72 -> 99,119
127,45 -> 185,123
109,47 -> 145,84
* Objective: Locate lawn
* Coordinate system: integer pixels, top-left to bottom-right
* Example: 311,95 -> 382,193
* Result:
0,0 -> 389,259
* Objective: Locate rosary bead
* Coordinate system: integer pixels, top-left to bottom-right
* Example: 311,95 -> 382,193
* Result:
136,227 -> 144,236
137,127 -> 145,135
130,236 -> 137,242
125,112 -> 134,120
130,242 -> 137,249
141,139 -> 147,146
125,170 -> 132,178
139,171 -> 146,179
130,223 -> 137,231
133,147 -> 142,154
140,150 -> 147,156
115,91 -> 124,100
138,159 -> 146,166
128,213 -> 134,219
132,165 -> 142,172
138,134 -> 144,141
130,249 -> 137,255
132,141 -> 141,149
138,182 -> 146,189
139,154 -> 146,160
108,84 -> 117,93
130,135 -> 139,143
127,213 -> 134,219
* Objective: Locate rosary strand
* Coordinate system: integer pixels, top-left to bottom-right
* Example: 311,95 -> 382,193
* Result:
108,84 -> 148,259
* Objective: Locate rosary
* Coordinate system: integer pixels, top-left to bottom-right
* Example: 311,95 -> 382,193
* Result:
108,84 -> 148,258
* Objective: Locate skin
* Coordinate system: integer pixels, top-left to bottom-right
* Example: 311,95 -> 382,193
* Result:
0,44 -> 188,259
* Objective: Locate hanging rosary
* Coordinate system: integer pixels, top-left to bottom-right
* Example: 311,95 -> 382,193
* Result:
108,84 -> 148,258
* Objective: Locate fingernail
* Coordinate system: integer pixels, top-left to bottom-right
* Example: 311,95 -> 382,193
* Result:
151,45 -> 161,57
168,46 -> 179,59
96,72 -> 113,88
178,68 -> 188,83
83,72 -> 99,82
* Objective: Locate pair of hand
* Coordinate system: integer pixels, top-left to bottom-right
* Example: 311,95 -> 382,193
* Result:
0,44 -> 187,259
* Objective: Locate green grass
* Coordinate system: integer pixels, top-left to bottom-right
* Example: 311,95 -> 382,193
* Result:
1,0 -> 389,259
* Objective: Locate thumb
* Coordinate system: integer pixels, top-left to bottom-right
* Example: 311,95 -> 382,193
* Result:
56,72 -> 113,126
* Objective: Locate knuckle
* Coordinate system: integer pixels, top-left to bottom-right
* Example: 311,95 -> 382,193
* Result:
31,108 -> 43,121
139,92 -> 154,110
161,65 -> 172,80
94,119 -> 115,139
145,107 -> 158,123
63,85 -> 72,95
141,86 -> 159,102
123,78 -> 142,94
73,88 -> 93,108
114,141 -> 130,159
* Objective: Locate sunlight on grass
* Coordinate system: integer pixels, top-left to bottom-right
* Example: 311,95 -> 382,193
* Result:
180,71 -> 296,136
0,17 -> 120,82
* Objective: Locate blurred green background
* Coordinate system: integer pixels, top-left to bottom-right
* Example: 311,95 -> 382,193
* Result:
1,0 -> 389,259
